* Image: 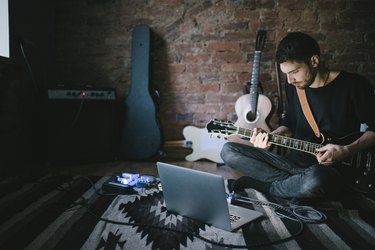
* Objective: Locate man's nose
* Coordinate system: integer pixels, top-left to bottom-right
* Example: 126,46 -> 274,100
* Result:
287,74 -> 293,83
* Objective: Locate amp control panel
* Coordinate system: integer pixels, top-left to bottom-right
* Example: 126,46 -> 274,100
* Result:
48,87 -> 116,100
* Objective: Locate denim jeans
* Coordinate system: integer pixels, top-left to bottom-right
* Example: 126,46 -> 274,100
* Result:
220,142 -> 344,198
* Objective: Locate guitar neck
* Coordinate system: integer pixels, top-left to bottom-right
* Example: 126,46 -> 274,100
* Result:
251,51 -> 261,87
249,50 -> 262,112
235,127 -> 320,155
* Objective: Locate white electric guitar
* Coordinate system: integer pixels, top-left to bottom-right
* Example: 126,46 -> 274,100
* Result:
183,126 -> 227,163
164,126 -> 227,163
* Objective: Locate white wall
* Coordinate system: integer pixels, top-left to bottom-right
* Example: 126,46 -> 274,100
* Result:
0,0 -> 10,58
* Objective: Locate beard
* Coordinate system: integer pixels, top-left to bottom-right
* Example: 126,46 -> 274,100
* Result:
301,65 -> 318,88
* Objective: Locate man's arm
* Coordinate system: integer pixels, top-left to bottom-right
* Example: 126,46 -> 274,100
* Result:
316,130 -> 375,165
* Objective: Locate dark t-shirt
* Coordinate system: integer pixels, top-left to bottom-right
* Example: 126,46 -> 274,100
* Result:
282,71 -> 375,141
281,71 -> 375,165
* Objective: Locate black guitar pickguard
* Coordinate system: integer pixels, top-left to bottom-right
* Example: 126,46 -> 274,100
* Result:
120,24 -> 162,160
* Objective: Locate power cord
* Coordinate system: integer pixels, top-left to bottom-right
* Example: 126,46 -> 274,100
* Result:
47,177 -> 326,248
84,202 -> 303,249
230,193 -> 327,224
82,179 -> 308,248
19,38 -> 38,94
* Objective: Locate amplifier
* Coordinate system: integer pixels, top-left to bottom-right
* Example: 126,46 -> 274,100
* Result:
44,86 -> 119,166
47,88 -> 116,100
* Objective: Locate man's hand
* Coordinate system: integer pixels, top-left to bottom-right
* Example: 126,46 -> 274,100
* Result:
316,144 -> 350,165
250,128 -> 271,149
316,130 -> 375,165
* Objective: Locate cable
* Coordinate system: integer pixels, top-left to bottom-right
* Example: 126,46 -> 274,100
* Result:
85,205 -> 303,249
69,96 -> 85,128
41,176 -> 309,248
231,193 -> 327,224
82,180 -> 306,248
19,38 -> 38,94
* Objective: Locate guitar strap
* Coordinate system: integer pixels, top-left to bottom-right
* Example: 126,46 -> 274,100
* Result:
296,87 -> 321,138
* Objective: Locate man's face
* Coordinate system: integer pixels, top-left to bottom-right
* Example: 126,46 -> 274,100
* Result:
279,60 -> 317,89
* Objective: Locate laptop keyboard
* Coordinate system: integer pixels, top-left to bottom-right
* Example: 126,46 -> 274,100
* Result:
230,214 -> 241,224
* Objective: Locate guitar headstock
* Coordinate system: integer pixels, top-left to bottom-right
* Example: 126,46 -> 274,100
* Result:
205,119 -> 237,138
255,30 -> 267,51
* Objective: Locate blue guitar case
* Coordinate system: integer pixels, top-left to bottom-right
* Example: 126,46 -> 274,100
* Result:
120,24 -> 162,160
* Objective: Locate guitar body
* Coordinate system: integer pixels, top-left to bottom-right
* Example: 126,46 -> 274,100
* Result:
319,132 -> 375,193
342,147 -> 375,193
120,24 -> 162,160
183,126 -> 226,163
234,93 -> 272,132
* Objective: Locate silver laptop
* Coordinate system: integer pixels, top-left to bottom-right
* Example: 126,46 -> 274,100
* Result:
156,162 -> 263,231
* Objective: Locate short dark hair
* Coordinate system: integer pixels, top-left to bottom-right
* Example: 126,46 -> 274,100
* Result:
275,32 -> 320,64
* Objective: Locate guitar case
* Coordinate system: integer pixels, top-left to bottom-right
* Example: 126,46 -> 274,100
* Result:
120,24 -> 162,160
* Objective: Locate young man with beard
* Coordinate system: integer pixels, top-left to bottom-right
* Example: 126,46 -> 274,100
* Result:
221,32 -> 375,199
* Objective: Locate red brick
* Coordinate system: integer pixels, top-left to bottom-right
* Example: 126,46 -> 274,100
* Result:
212,52 -> 244,63
169,64 -> 186,73
224,31 -> 254,41
186,64 -> 220,73
157,0 -> 184,5
184,53 -> 210,63
234,9 -> 259,20
221,63 -> 251,73
207,42 -> 241,52
186,83 -> 220,93
278,0 -> 309,9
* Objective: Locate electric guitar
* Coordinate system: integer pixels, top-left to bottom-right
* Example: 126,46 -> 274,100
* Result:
165,126 -> 226,163
234,30 -> 272,132
206,119 -> 375,194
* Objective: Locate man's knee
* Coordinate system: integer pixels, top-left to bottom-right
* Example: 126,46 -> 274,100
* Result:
301,166 -> 342,197
220,142 -> 237,161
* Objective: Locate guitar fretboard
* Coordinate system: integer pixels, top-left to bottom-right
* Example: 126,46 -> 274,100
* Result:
249,50 -> 262,113
236,127 -> 321,155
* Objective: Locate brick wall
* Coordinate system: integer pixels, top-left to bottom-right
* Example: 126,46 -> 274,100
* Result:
54,0 -> 375,141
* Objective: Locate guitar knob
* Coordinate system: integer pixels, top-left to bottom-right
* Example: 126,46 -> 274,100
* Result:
369,184 -> 373,189
356,180 -> 360,184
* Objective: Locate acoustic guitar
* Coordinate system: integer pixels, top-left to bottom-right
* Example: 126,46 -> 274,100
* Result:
234,30 -> 272,133
206,119 -> 375,194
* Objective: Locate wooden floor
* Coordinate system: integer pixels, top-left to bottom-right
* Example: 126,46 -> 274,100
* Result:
43,158 -> 243,180
42,145 -> 244,179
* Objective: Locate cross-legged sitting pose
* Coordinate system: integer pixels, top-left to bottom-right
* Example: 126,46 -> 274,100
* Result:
221,32 -> 375,199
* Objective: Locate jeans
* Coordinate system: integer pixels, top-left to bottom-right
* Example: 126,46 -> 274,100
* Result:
220,142 -> 345,198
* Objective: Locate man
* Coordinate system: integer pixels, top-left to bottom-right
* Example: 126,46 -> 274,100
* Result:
221,32 -> 375,198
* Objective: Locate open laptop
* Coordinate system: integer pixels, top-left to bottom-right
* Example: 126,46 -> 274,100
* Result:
156,162 -> 263,232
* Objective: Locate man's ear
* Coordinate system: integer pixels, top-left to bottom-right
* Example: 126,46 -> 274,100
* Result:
310,55 -> 320,67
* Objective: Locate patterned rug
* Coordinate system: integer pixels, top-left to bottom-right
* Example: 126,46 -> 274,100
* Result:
0,175 -> 374,249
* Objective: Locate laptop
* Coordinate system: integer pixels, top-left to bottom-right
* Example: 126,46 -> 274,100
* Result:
156,162 -> 263,232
